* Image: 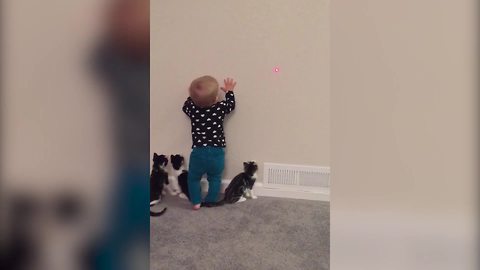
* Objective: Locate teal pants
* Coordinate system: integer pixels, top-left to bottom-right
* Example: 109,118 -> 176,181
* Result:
188,147 -> 225,205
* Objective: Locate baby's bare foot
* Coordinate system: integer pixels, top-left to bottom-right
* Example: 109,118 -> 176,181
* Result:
192,204 -> 201,210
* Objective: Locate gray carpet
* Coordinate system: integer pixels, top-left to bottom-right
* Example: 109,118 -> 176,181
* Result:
150,195 -> 329,270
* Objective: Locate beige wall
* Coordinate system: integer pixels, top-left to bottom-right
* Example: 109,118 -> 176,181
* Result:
151,0 -> 330,179
1,0 -> 112,191
331,1 -> 477,269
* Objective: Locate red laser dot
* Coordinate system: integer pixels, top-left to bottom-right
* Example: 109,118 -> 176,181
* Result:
274,67 -> 280,73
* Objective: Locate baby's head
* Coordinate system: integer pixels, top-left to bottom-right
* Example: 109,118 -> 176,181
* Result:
189,75 -> 219,108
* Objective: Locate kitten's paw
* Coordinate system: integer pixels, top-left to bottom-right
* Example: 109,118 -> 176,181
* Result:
162,190 -> 166,195
237,196 -> 247,203
252,195 -> 258,199
179,193 -> 188,199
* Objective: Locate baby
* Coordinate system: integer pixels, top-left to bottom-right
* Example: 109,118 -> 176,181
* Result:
182,76 -> 236,210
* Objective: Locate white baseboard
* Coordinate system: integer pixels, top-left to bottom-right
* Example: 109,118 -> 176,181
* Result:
253,182 -> 330,201
200,179 -> 330,202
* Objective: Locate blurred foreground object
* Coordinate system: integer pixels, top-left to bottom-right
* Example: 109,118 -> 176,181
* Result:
1,0 -> 150,269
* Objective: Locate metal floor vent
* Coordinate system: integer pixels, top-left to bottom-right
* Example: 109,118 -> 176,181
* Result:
263,163 -> 330,192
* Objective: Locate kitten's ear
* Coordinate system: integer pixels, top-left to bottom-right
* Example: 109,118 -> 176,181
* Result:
154,153 -> 158,158
170,155 -> 175,160
243,162 -> 248,167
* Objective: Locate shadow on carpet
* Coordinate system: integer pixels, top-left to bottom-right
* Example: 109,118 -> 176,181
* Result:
150,195 -> 329,270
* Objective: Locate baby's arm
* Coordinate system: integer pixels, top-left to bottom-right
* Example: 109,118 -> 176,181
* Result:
220,78 -> 236,114
222,91 -> 235,114
182,97 -> 193,117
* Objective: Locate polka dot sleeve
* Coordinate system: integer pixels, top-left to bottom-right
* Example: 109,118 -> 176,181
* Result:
220,91 -> 235,114
182,97 -> 193,117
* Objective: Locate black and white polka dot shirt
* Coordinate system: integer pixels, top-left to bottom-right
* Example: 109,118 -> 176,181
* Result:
183,91 -> 235,148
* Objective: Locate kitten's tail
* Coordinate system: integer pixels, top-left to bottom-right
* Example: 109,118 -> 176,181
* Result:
150,200 -> 167,216
150,207 -> 167,217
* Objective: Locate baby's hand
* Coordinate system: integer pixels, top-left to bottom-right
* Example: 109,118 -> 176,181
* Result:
220,78 -> 237,92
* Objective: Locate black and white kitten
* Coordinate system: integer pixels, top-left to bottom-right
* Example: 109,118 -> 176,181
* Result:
170,154 -> 190,200
150,153 -> 168,216
164,155 -> 181,196
223,161 -> 258,204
